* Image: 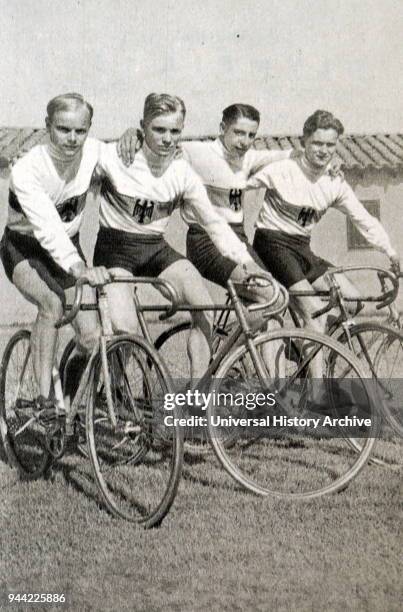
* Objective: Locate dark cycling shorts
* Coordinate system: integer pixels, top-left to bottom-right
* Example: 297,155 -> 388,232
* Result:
93,226 -> 184,276
253,228 -> 332,289
186,223 -> 264,287
0,227 -> 85,304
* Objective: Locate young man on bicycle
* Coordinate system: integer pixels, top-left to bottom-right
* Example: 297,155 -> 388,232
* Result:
92,93 -> 261,380
250,109 -> 400,338
0,93 -> 110,419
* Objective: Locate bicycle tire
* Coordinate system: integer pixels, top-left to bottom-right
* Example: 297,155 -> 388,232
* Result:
206,328 -> 377,499
155,321 -> 214,453
154,321 -> 192,381
332,321 -> 403,464
155,321 -> 235,454
59,337 -> 76,391
86,334 -> 183,527
0,330 -> 52,479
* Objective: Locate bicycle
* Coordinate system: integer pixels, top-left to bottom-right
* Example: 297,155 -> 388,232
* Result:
110,272 -> 379,499
306,266 -> 403,463
0,277 -> 184,527
154,265 -> 403,454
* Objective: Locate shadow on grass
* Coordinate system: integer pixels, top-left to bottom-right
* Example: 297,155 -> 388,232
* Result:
52,451 -> 169,523
181,451 -> 249,494
50,455 -> 108,514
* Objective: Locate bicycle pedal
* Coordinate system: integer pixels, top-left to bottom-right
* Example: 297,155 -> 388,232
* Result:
46,427 -> 66,458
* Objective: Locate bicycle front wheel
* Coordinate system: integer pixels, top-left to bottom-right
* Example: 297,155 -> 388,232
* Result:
207,329 -> 377,499
0,330 -> 52,479
86,335 -> 183,527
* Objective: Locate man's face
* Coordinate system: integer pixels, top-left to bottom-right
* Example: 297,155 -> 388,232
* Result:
46,106 -> 91,157
142,111 -> 184,157
220,117 -> 259,157
303,128 -> 339,169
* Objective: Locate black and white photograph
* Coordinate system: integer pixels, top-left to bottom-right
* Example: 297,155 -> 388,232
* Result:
0,1 -> 402,610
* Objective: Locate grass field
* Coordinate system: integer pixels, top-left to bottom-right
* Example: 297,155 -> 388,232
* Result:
0,326 -> 402,612
1,435 -> 402,612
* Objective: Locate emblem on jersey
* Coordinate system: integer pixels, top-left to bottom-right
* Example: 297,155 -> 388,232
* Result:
58,193 -> 86,223
297,207 -> 317,227
60,199 -> 78,222
132,198 -> 155,224
229,189 -> 243,211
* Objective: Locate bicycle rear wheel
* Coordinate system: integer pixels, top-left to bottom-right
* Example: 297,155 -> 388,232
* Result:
86,335 -> 183,527
0,330 -> 52,479
155,321 -> 212,454
333,322 -> 403,465
207,329 -> 377,499
59,337 -> 76,390
155,321 -> 192,381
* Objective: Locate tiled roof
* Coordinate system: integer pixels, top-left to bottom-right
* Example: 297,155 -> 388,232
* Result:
0,128 -> 47,168
1,127 -> 403,171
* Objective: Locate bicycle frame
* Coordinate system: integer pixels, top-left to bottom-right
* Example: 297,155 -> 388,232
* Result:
54,276 -> 180,437
287,264 -> 398,331
132,276 -> 288,389
283,265 -> 401,386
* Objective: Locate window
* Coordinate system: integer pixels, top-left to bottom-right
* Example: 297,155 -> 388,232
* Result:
347,199 -> 381,250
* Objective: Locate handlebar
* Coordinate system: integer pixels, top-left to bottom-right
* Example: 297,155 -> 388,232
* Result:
300,265 -> 400,320
55,275 -> 180,329
55,277 -> 86,329
325,265 -> 399,311
230,272 -> 289,317
263,284 -> 289,317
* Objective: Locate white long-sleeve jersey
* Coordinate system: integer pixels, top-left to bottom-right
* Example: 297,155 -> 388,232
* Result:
6,137 -> 101,271
97,143 -> 251,266
181,139 -> 292,224
249,157 -> 396,258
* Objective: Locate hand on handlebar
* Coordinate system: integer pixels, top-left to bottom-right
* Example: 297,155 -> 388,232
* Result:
70,262 -> 111,287
241,261 -> 274,287
81,266 -> 111,287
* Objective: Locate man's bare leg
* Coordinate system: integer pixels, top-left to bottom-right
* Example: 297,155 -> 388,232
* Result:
160,260 -> 213,382
230,262 -> 285,380
12,261 -> 63,399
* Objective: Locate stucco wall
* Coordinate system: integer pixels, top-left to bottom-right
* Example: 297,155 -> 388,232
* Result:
310,168 -> 403,311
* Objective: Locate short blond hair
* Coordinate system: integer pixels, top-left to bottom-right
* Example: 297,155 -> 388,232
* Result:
143,93 -> 186,125
46,93 -> 93,123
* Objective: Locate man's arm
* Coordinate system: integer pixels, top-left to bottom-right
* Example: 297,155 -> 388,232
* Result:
334,181 -> 399,271
245,164 -> 274,191
116,128 -> 143,166
248,149 -> 342,182
249,148 -> 294,176
181,165 -> 253,266
11,165 -> 83,273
